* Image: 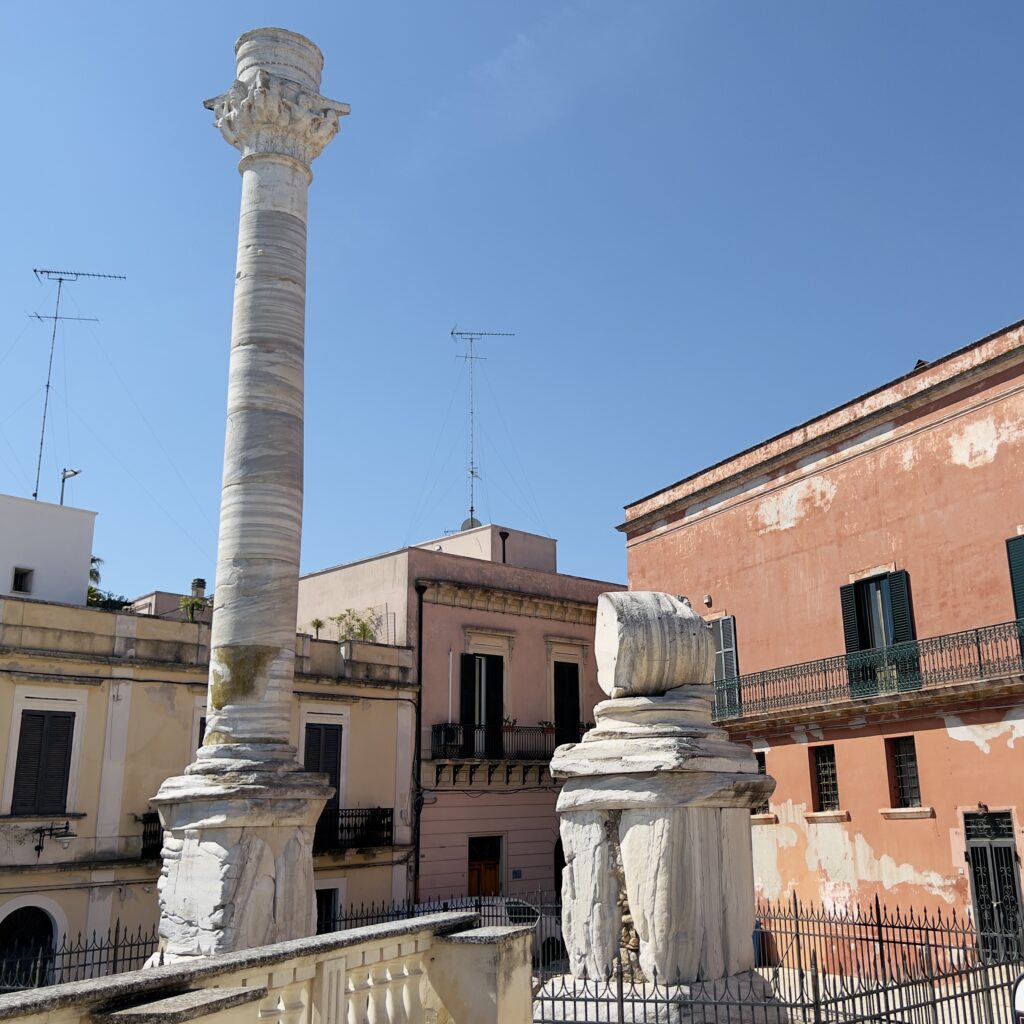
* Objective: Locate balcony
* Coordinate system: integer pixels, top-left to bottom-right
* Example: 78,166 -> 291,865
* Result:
313,807 -> 393,856
713,618 -> 1024,722
429,723 -> 584,761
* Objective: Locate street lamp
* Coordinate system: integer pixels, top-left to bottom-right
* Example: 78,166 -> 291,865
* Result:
60,468 -> 81,505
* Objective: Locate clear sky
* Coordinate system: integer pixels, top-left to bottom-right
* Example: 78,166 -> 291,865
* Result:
2,2 -> 1023,599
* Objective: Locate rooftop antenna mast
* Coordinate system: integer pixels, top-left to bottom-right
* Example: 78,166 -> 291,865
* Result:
29,268 -> 125,501
451,327 -> 514,531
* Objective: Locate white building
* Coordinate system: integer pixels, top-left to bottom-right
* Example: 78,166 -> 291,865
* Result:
0,494 -> 96,605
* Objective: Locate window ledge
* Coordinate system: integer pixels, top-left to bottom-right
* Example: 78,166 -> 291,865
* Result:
879,806 -> 934,820
0,812 -> 87,821
750,813 -> 778,825
804,810 -> 850,823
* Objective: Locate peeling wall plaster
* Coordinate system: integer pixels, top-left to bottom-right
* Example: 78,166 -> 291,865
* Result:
753,477 -> 837,535
948,414 -> 1024,469
753,800 -> 958,911
943,705 -> 1024,754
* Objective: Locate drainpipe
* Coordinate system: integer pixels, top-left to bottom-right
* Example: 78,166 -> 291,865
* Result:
413,582 -> 428,903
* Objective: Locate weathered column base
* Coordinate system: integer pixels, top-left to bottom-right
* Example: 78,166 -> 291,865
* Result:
150,767 -> 331,960
535,972 -> 787,1023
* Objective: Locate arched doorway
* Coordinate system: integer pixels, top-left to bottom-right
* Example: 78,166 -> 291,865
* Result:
0,906 -> 54,991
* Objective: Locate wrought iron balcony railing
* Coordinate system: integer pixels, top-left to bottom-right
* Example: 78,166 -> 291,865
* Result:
313,807 -> 394,855
713,618 -> 1024,720
429,722 -> 584,761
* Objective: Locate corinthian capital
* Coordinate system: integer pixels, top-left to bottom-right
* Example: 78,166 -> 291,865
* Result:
205,70 -> 350,167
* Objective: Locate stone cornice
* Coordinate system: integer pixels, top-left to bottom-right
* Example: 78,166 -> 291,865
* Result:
621,325 -> 1024,537
205,70 -> 349,167
419,579 -> 597,625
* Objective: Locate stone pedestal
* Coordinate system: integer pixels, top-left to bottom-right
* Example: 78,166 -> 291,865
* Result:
151,27 -> 348,960
551,593 -> 776,986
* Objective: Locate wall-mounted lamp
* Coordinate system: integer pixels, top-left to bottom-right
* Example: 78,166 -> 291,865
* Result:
703,594 -> 712,607
33,820 -> 77,856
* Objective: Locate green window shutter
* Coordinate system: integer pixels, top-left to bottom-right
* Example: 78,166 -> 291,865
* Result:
887,570 -> 916,643
1007,537 -> 1024,620
719,615 -> 738,678
840,584 -> 860,653
305,723 -> 341,810
304,723 -> 323,772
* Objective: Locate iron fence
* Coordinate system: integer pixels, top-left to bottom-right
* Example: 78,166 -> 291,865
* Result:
714,618 -> 1024,719
430,723 -> 584,760
535,893 -> 1024,1023
0,921 -> 157,993
312,806 -> 394,855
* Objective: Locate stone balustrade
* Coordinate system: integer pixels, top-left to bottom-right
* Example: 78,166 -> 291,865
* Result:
0,914 -> 534,1024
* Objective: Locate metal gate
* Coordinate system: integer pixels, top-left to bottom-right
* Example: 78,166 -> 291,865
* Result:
964,810 -> 1023,961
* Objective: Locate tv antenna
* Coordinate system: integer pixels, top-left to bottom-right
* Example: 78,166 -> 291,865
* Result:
451,327 -> 514,531
29,268 -> 126,501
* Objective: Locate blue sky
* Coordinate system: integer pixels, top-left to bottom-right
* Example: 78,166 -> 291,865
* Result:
2,2 -> 1023,598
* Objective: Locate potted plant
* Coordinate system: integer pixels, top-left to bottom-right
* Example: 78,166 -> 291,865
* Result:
538,720 -> 555,734
502,715 -> 517,734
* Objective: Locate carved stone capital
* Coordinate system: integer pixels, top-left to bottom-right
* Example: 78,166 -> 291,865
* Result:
205,70 -> 349,167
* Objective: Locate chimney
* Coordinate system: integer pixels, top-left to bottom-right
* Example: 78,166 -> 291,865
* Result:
191,578 -> 206,600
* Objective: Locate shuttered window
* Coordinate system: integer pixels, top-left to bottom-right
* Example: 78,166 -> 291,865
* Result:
11,711 -> 75,815
1008,537 -> 1024,620
304,723 -> 342,810
840,571 -> 915,652
710,616 -> 739,680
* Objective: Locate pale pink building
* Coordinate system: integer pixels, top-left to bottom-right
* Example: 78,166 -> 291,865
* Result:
297,524 -> 623,900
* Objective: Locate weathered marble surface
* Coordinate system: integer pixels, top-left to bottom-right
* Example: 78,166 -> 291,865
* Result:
152,27 -> 345,959
553,592 -> 775,985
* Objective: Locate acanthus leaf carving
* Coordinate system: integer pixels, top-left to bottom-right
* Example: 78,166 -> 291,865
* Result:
205,70 -> 350,166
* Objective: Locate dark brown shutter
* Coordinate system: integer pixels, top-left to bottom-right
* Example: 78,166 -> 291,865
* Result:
11,712 -> 45,814
887,570 -> 916,643
459,654 -> 476,726
305,723 -> 341,809
459,653 -> 476,756
13,711 -> 74,816
840,584 -> 861,653
554,663 -> 581,746
484,655 -> 504,729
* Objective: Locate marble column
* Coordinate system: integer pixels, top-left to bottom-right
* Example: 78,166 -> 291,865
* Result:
551,592 -> 776,985
150,28 -> 349,959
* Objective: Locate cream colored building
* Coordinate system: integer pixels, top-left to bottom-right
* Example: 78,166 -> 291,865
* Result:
0,595 -> 415,956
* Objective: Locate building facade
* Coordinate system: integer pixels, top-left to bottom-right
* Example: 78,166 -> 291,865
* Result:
297,524 -> 623,901
620,321 -> 1024,931
0,595 -> 415,964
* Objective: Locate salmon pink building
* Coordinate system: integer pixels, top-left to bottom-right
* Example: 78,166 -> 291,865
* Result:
297,524 -> 623,902
621,321 -> 1024,941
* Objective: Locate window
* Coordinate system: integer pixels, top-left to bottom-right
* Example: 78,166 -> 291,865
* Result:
553,661 -> 581,746
752,751 -> 770,815
11,711 -> 74,815
886,736 -> 921,808
11,568 -> 33,594
811,745 -> 840,812
840,570 -> 918,694
710,616 -> 739,681
304,722 -> 343,855
459,653 -> 503,757
315,887 -> 339,935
